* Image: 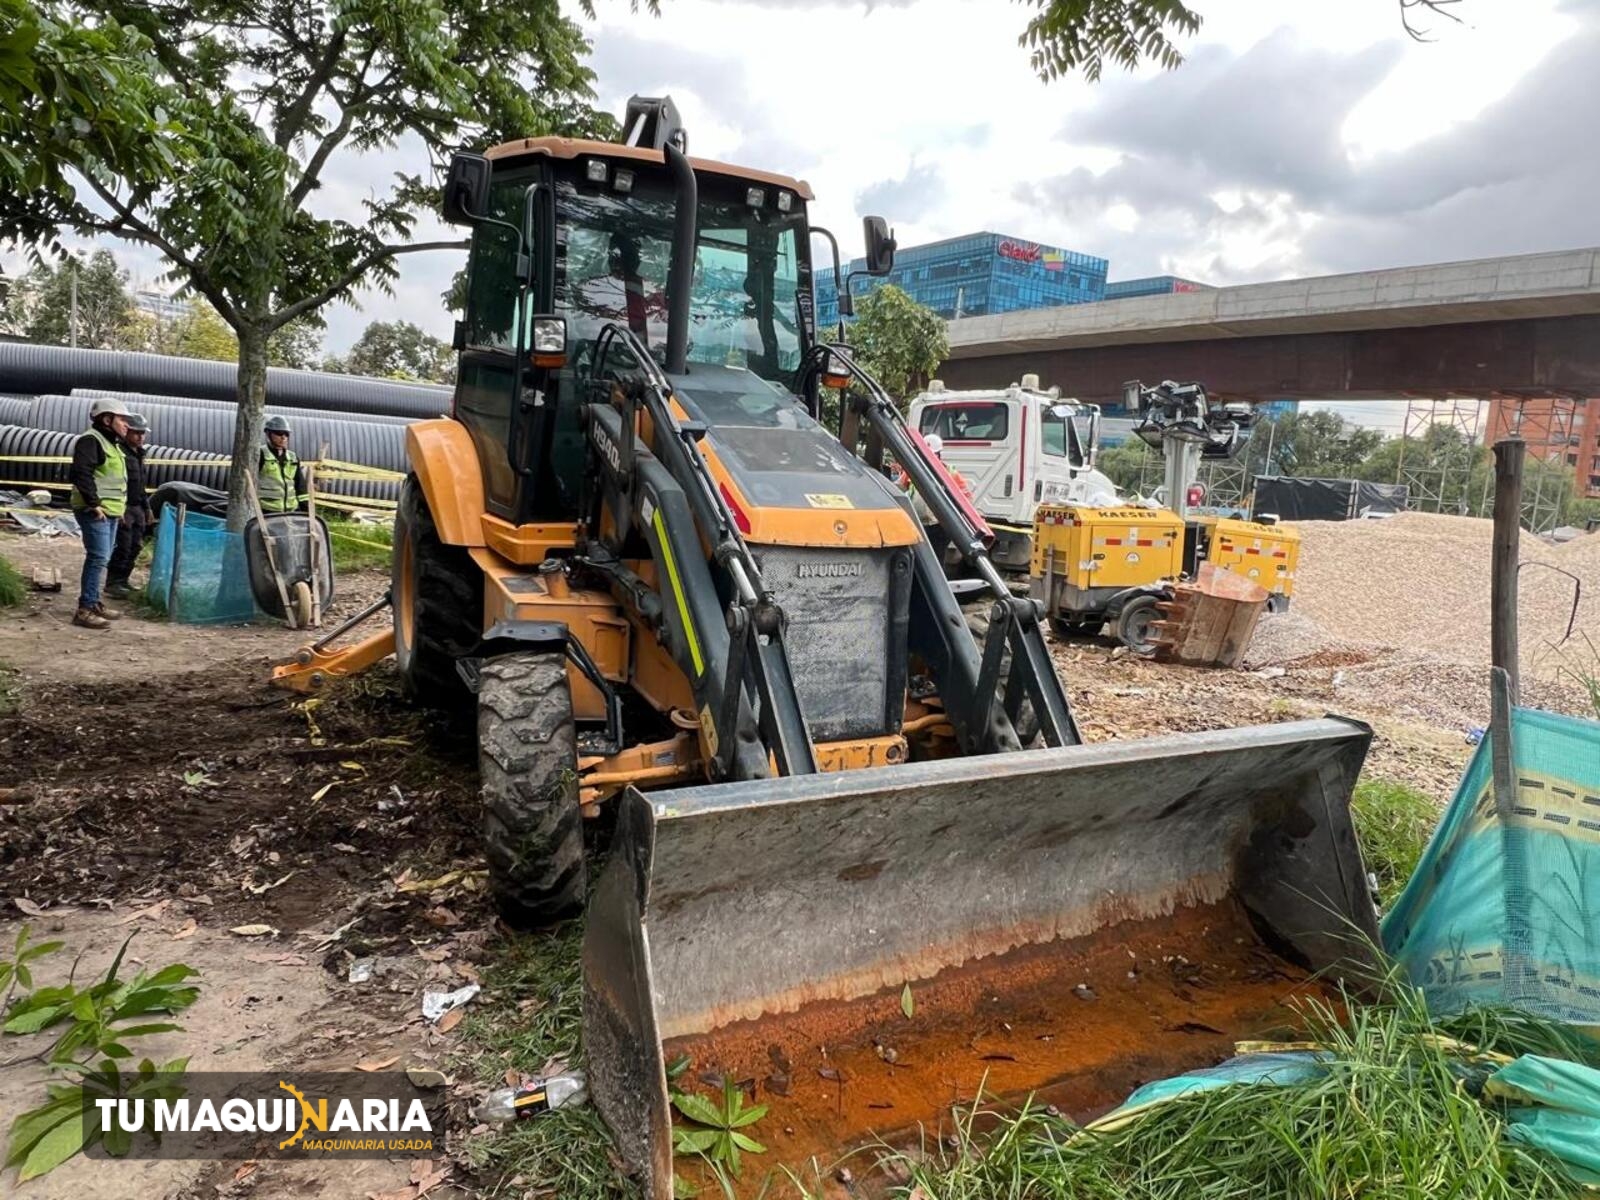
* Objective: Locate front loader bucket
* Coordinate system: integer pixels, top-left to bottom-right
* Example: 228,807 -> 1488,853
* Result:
583,718 -> 1378,1198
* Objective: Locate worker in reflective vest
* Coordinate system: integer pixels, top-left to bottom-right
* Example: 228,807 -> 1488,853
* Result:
258,416 -> 309,514
106,413 -> 154,599
68,397 -> 131,629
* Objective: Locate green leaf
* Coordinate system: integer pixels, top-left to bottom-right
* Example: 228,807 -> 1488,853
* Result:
5,1097 -> 79,1167
70,992 -> 97,1023
671,1091 -> 727,1129
672,1128 -> 718,1154
724,1131 -> 741,1176
5,1003 -> 69,1034
729,1131 -> 766,1154
729,1103 -> 767,1128
17,1105 -> 89,1181
109,1023 -> 182,1039
665,1052 -> 693,1080
22,940 -> 63,962
901,982 -> 915,1019
11,964 -> 26,989
672,1173 -> 699,1199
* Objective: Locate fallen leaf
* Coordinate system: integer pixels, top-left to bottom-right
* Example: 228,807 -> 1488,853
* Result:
332,843 -> 357,853
503,1068 -> 520,1087
818,1067 -> 843,1082
115,900 -> 169,926
13,897 -> 44,917
185,893 -> 214,906
436,1008 -> 464,1034
355,1055 -> 400,1072
171,918 -> 197,940
406,1067 -> 449,1089
417,947 -> 451,963
243,871 -> 297,895
423,907 -> 460,928
408,1159 -> 435,1185
339,761 -> 367,773
229,924 -> 279,938
901,982 -> 915,1019
366,1188 -> 416,1200
310,781 -> 339,802
233,1162 -> 259,1183
454,962 -> 480,984
415,1167 -> 449,1197
397,869 -> 463,895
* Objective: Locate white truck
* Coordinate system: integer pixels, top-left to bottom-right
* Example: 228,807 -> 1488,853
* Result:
908,373 -> 1118,570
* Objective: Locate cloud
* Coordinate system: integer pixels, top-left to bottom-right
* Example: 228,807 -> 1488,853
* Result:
855,161 -> 945,222
1016,6 -> 1600,284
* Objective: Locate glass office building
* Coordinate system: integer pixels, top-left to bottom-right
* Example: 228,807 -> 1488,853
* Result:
1104,276 -> 1211,301
814,232 -> 1107,327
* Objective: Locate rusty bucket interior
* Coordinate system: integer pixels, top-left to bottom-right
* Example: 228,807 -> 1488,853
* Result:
583,718 -> 1379,1198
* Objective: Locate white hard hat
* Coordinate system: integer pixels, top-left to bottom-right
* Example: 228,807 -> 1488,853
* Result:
89,397 -> 132,419
924,433 -> 944,456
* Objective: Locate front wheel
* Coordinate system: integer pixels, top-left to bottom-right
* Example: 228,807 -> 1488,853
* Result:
478,650 -> 586,927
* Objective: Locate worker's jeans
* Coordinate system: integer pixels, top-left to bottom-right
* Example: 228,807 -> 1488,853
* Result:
76,512 -> 116,609
107,509 -> 150,586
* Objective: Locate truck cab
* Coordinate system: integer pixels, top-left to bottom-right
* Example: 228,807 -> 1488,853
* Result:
908,374 -> 1118,570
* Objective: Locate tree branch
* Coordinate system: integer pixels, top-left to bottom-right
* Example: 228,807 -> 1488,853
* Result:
79,173 -> 200,279
274,26 -> 348,149
269,240 -> 466,329
289,61 -> 392,207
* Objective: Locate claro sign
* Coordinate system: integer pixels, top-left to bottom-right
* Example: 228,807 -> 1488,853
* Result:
996,239 -> 1042,263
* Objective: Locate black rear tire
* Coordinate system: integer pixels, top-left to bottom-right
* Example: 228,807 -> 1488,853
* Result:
1114,594 -> 1162,656
964,601 -> 1041,747
393,475 -> 481,707
478,650 -> 586,927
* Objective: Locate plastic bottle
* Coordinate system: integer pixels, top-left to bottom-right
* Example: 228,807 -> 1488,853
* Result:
475,1071 -> 589,1123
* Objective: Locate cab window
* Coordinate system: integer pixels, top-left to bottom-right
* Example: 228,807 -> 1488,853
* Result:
919,403 -> 1009,441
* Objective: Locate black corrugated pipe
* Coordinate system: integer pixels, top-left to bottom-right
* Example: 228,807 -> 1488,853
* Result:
0,343 -> 451,418
20,395 -> 408,474
0,426 -> 80,487
663,142 -> 698,376
73,389 -> 412,427
0,397 -> 31,425
0,423 -> 396,503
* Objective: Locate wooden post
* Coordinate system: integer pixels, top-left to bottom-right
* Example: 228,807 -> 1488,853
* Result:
169,503 -> 188,623
1490,438 -> 1525,704
1489,666 -> 1532,1007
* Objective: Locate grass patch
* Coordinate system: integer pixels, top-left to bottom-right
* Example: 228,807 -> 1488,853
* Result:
886,982 -> 1589,1200
457,923 -> 633,1199
323,514 -> 393,574
0,553 -> 25,608
1352,778 -> 1440,907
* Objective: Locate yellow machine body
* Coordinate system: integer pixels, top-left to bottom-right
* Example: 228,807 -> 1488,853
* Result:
1030,504 -> 1186,590
1197,515 -> 1301,602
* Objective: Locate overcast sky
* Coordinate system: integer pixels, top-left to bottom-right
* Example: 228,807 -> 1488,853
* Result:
18,0 -> 1596,428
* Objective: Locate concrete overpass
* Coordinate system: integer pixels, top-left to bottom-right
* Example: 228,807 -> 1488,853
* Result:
937,247 -> 1600,405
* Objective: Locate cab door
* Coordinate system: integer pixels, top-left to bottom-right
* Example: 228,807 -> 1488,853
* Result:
454,169 -> 537,521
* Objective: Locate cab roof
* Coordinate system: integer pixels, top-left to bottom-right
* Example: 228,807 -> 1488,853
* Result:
483,137 -> 815,200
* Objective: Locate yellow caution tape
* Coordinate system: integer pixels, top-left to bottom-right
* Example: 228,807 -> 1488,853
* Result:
326,529 -> 395,552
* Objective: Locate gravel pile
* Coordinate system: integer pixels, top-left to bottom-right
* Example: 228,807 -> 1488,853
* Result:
1290,513 -> 1599,677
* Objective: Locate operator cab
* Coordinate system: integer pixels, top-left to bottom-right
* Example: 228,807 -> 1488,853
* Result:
441,94 -> 903,531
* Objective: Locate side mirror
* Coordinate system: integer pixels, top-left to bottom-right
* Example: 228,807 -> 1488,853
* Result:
863,216 -> 896,276
1122,380 -> 1143,411
443,153 -> 492,224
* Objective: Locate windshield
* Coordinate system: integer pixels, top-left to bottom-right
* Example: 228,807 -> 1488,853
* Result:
556,177 -> 806,385
919,402 -> 1009,442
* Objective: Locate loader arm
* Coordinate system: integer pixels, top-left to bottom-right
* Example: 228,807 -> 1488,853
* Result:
586,322 -> 819,779
801,345 -> 1081,750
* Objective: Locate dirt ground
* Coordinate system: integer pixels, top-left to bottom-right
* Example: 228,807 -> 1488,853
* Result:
0,523 -> 1592,1199
0,529 -> 490,1200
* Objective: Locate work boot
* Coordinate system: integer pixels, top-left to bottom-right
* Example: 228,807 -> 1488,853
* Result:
105,580 -> 132,599
73,607 -> 111,630
92,602 -> 122,621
